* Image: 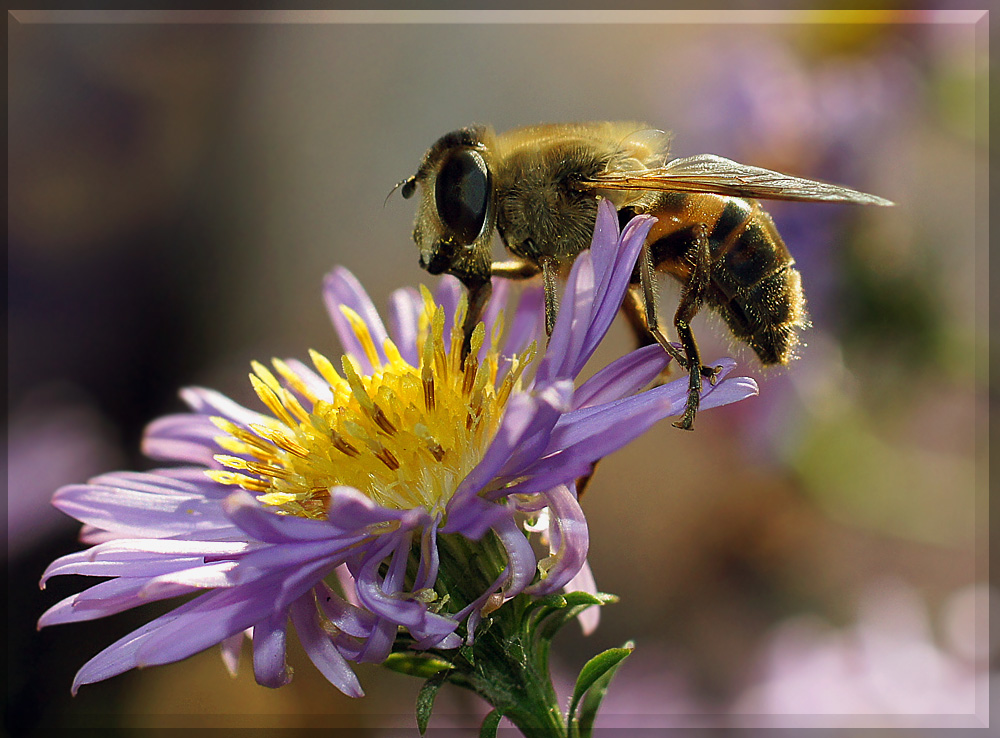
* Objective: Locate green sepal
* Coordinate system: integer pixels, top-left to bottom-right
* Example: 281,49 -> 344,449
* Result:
567,641 -> 634,738
479,709 -> 503,738
416,668 -> 451,735
383,652 -> 452,679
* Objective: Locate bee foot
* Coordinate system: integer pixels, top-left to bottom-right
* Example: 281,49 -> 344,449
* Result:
701,364 -> 722,386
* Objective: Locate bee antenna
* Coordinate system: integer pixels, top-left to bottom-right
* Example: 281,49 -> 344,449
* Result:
385,176 -> 417,207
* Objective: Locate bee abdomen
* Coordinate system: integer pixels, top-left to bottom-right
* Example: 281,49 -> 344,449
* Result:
715,264 -> 807,365
710,204 -> 808,365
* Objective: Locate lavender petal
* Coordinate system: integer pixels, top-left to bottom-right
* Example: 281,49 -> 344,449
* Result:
179,387 -> 271,427
142,414 -> 222,466
52,478 -> 233,539
387,286 -> 422,366
289,594 -> 364,697
39,578 -> 194,627
526,484 -> 589,596
323,267 -> 390,373
252,609 -> 292,688
571,344 -> 670,410
220,631 -> 244,677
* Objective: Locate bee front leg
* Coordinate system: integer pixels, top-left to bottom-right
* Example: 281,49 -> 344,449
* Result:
460,260 -> 543,360
459,279 -> 492,361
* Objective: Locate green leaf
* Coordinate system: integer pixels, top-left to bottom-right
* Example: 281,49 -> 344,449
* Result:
535,592 -> 610,631
567,642 -> 634,737
416,669 -> 450,735
479,709 -> 503,738
383,652 -> 452,679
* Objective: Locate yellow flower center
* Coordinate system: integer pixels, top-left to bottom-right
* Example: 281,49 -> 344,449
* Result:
207,288 -> 534,520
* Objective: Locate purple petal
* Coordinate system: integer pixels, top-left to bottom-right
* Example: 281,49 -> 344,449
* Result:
535,363 -> 757,473
697,374 -> 761,411
326,486 -> 430,532
71,591 -> 215,693
51,476 -> 234,539
501,283 -> 545,359
387,286 -> 422,366
289,594 -> 364,697
452,380 -> 572,504
323,267 -> 389,373
535,201 -> 654,383
353,534 -> 456,637
132,574 -> 312,671
571,344 -> 670,410
412,517 -> 440,591
41,540 -> 250,584
440,494 -> 513,538
138,467 -> 234,498
355,617 -> 397,664
333,562 -> 360,607
223,491 -> 345,543
39,578 -> 194,627
179,387 -> 270,427
315,581 -> 376,638
434,275 -> 464,340
576,210 -> 654,367
252,609 -> 292,688
489,462 -> 594,500
220,631 -> 244,677
273,556 -> 342,613
138,561 -> 241,597
526,484 -> 588,596
492,516 -> 536,596
141,414 -> 221,466
281,359 -> 334,402
536,249 -> 594,384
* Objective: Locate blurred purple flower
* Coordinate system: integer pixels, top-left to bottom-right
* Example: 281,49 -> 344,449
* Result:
731,580 -> 990,727
7,391 -> 123,556
38,199 -> 758,696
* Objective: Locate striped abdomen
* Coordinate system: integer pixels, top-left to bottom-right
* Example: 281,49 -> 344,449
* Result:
643,193 -> 809,365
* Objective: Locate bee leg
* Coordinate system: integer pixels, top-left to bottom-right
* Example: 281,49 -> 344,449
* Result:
669,223 -> 719,429
634,248 -> 690,367
489,259 -> 542,281
636,229 -> 716,431
540,256 -> 560,336
459,279 -> 493,361
460,260 -> 541,361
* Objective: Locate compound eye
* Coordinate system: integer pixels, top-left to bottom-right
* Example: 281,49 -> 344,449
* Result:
435,149 -> 490,244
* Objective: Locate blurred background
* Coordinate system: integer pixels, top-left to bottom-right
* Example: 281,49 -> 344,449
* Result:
7,10 -> 990,735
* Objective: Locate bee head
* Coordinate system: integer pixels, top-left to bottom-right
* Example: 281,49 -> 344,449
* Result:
406,127 -> 496,287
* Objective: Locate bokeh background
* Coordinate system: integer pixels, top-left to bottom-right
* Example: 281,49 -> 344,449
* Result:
7,9 -> 990,735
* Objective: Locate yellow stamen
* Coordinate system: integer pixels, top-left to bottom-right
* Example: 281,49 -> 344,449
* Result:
208,290 -> 537,520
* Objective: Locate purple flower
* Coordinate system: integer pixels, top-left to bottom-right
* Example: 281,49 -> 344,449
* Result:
39,199 -> 758,696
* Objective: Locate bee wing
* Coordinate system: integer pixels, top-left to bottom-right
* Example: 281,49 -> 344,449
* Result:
584,153 -> 894,206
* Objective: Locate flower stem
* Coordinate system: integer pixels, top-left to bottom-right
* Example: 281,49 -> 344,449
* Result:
435,534 -> 568,737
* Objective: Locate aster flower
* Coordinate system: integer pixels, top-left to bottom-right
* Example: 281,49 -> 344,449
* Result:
39,199 -> 757,734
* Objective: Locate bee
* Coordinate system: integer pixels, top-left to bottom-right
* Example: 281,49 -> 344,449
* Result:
398,122 -> 892,430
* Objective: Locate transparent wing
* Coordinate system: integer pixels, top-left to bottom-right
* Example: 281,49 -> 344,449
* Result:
582,153 -> 894,206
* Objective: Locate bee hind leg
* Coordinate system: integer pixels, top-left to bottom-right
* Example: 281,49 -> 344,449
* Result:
634,229 -> 719,430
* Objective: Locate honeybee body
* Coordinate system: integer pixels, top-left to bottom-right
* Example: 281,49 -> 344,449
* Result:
401,121 -> 890,429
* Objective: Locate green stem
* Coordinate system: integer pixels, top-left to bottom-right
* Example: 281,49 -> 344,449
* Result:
434,534 -> 568,738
